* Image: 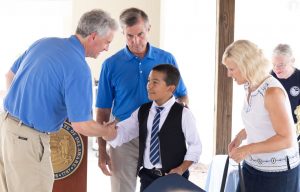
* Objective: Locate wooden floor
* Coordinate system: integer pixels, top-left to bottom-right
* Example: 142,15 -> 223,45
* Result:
189,162 -> 208,189
87,137 -> 208,192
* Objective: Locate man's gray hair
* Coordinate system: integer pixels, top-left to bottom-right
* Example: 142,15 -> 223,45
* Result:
273,44 -> 293,57
76,9 -> 118,38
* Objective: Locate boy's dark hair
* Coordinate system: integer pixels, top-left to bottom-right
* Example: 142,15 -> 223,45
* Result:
152,64 -> 180,87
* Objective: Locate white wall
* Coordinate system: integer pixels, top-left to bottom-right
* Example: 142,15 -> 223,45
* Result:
160,0 -> 216,164
0,0 -> 72,97
0,0 -> 160,90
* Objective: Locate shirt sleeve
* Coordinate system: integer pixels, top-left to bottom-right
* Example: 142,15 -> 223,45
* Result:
11,39 -> 42,74
96,60 -> 114,108
64,65 -> 93,122
108,108 -> 140,148
182,107 -> 202,163
11,51 -> 27,73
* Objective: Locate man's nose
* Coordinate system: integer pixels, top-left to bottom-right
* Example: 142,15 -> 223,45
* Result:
132,36 -> 139,44
104,44 -> 109,51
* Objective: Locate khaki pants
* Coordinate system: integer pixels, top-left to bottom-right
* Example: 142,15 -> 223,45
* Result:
0,112 -> 54,192
110,137 -> 139,192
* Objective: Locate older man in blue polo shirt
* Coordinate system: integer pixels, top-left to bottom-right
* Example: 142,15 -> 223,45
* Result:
1,9 -> 118,192
96,8 -> 189,192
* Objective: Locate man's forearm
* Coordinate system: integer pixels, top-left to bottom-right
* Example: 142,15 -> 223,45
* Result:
98,137 -> 107,155
96,108 -> 111,153
71,120 -> 115,137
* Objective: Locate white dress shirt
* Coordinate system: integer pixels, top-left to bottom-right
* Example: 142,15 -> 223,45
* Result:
109,96 -> 202,169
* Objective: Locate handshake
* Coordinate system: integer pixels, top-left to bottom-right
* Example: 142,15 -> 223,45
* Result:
102,121 -> 117,141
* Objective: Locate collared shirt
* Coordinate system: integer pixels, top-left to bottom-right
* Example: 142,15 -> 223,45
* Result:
96,43 -> 187,121
4,35 -> 93,132
109,96 -> 202,169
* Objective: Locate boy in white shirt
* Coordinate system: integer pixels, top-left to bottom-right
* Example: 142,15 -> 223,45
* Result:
104,64 -> 201,191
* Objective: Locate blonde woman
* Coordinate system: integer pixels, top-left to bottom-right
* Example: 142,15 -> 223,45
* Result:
223,40 -> 300,192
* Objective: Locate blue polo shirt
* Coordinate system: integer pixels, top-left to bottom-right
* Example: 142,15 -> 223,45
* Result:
4,35 -> 93,132
96,44 -> 187,121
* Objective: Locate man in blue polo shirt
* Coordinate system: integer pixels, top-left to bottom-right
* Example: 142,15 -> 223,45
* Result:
96,8 -> 189,192
1,9 -> 118,192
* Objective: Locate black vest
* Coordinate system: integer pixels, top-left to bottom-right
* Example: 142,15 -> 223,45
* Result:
137,102 -> 187,173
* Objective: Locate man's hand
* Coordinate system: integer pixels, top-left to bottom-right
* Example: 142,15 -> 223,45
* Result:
176,95 -> 189,108
98,148 -> 113,176
96,108 -> 113,176
102,121 -> 117,141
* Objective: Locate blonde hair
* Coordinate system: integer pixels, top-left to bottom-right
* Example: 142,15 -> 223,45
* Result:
222,40 -> 271,88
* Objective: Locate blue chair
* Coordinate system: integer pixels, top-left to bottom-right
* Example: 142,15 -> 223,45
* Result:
144,174 -> 205,192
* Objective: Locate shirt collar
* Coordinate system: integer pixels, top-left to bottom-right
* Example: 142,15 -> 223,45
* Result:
151,96 -> 176,112
123,43 -> 155,61
69,35 -> 85,56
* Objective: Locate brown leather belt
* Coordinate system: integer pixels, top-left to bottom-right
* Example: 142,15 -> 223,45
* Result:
5,112 -> 25,126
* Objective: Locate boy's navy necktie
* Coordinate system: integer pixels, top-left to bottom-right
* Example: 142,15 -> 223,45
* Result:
150,106 -> 164,165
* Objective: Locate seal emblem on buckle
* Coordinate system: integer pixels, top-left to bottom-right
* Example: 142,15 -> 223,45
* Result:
50,121 -> 84,180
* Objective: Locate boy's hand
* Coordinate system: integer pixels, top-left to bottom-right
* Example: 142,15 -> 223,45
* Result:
166,166 -> 184,176
166,160 -> 192,176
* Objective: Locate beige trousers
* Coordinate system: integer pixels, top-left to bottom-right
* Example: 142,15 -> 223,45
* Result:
0,112 -> 54,192
110,137 -> 139,192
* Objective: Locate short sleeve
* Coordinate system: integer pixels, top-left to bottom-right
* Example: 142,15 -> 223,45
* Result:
96,60 -> 114,108
64,66 -> 93,122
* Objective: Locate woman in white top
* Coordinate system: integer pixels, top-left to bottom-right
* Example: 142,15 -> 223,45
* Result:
222,40 -> 300,192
